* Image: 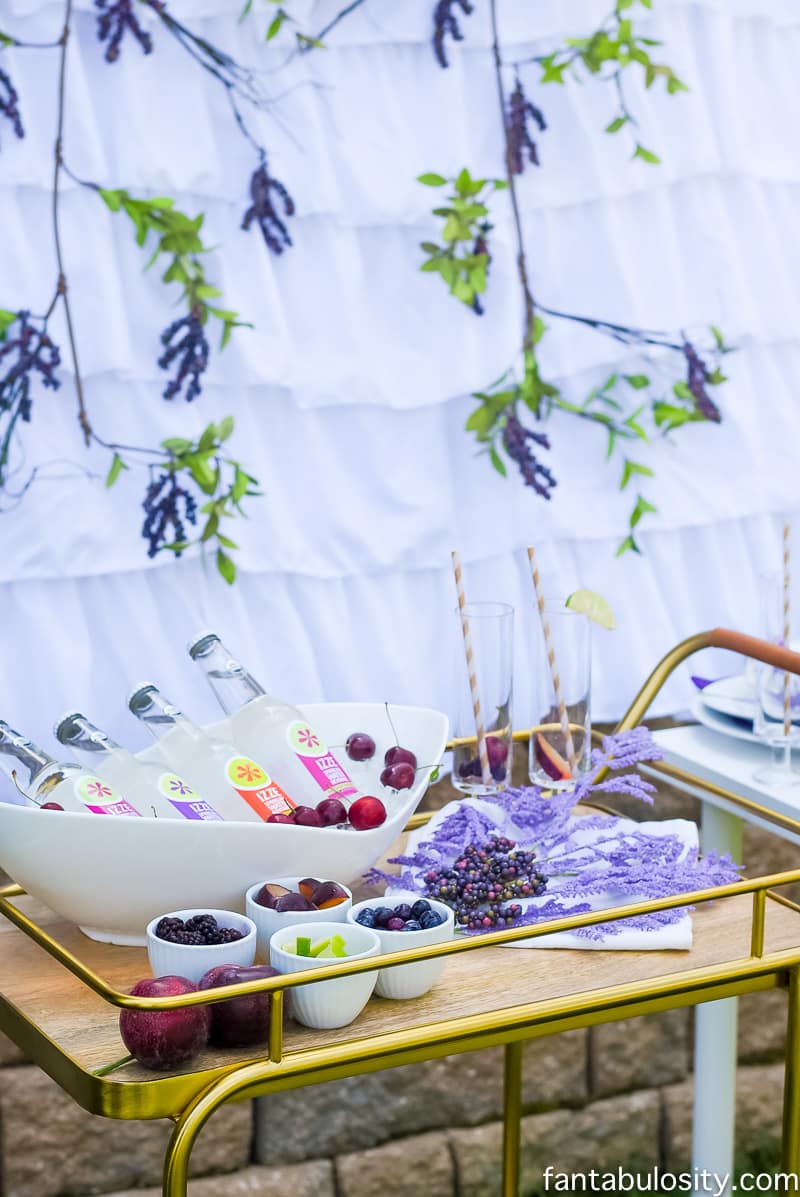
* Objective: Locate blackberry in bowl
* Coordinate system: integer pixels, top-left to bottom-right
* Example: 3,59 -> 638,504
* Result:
146,908 -> 256,985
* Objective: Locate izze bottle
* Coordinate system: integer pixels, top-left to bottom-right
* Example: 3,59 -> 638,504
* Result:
127,684 -> 296,822
0,720 -> 142,816
187,632 -> 360,808
54,712 -> 224,822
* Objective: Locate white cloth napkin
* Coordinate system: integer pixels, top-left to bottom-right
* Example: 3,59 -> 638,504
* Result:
396,800 -> 698,951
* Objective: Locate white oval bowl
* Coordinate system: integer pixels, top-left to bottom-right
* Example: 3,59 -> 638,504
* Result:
348,891 -> 455,999
146,908 -> 256,985
269,920 -> 380,1029
246,877 -> 352,962
0,703 -> 448,945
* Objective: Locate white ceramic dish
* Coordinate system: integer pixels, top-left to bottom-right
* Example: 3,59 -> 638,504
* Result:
347,891 -> 454,999
146,908 -> 256,985
691,695 -> 760,745
246,877 -> 352,962
269,920 -> 380,1029
0,702 -> 448,945
698,674 -> 756,722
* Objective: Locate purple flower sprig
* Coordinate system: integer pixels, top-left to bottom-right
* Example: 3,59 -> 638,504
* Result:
506,78 -> 546,175
683,341 -> 722,424
0,66 -> 24,142
158,313 -> 209,402
241,159 -> 295,256
95,0 -> 156,63
372,726 -> 741,942
432,0 -> 474,69
141,470 -> 197,558
0,311 -> 61,484
502,411 -> 556,499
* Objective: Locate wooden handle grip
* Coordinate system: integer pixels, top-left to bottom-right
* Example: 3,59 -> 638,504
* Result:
708,628 -> 800,675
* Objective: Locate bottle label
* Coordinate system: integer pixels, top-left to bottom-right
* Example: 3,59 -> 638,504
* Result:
76,776 -> 141,817
157,773 -> 223,822
225,756 -> 296,819
286,721 -> 358,801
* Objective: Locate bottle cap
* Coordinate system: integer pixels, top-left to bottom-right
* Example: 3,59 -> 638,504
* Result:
127,682 -> 158,713
187,630 -> 220,659
53,711 -> 87,744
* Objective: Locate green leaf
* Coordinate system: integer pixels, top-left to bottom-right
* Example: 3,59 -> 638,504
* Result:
455,167 -> 473,195
630,495 -> 658,527
489,445 -> 508,477
672,380 -> 693,401
605,115 -> 628,134
710,324 -> 727,351
186,454 -> 218,494
420,241 -> 440,253
532,314 -> 546,345
540,57 -> 568,84
633,144 -> 661,165
666,75 -> 689,95
232,466 -> 250,504
239,0 -> 254,21
99,188 -> 123,212
198,424 -> 218,453
217,534 -> 239,550
606,428 -> 617,460
105,452 -> 129,488
161,436 -> 193,455
217,548 -> 237,585
266,10 -> 286,39
620,458 -> 654,490
0,31 -> 17,47
0,309 -> 16,341
616,533 -> 641,557
201,512 -> 220,542
418,172 -> 448,187
493,179 -> 509,190
624,373 -> 650,390
216,415 -> 235,442
707,368 -> 727,386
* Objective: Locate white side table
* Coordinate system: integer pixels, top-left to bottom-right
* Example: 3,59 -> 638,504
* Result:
650,724 -> 800,1195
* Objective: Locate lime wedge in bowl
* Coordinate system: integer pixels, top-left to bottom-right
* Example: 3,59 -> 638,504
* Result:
565,589 -> 616,630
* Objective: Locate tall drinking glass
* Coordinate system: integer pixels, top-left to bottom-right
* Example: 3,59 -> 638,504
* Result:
528,599 -> 591,789
753,574 -> 800,786
451,602 -> 514,796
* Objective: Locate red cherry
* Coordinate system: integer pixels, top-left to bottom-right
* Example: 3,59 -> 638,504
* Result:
384,746 -> 417,770
40,802 -> 64,811
294,806 -> 323,828
380,762 -> 415,790
267,813 -> 295,824
316,797 -> 348,826
345,732 -> 376,762
348,795 -> 387,831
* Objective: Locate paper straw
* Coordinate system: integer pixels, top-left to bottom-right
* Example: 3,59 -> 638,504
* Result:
526,545 -> 578,776
451,551 -> 492,786
784,520 -> 792,739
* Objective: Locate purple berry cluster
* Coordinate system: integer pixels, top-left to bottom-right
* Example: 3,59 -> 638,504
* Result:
155,913 -> 244,946
683,341 -> 721,423
141,470 -> 197,557
502,412 -> 556,499
356,898 -> 444,932
507,78 -> 547,175
241,159 -> 295,256
158,313 -> 209,402
423,837 -> 547,931
0,312 -> 61,478
95,0 -> 156,63
0,67 -> 24,142
432,0 -> 474,69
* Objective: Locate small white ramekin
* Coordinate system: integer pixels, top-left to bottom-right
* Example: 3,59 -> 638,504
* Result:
146,908 -> 257,985
347,892 -> 455,999
245,877 -> 353,962
269,920 -> 379,1029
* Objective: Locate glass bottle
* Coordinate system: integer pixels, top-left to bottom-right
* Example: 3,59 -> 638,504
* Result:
187,632 -> 360,808
0,720 -> 141,815
54,713 -> 224,822
127,684 -> 296,821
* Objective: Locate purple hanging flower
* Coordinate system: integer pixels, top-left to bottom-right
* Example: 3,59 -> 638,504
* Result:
432,0 -> 474,69
0,67 -> 24,142
502,412 -> 556,498
95,0 -> 156,63
506,78 -> 547,174
141,471 -> 197,557
683,341 -> 721,423
241,159 -> 295,256
0,313 -> 61,474
158,313 -> 209,402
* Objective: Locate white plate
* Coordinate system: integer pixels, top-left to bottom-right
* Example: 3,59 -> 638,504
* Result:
691,694 -> 760,745
698,673 -> 756,723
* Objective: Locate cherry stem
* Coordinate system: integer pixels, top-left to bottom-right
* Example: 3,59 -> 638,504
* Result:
92,1053 -> 134,1077
383,701 -> 400,747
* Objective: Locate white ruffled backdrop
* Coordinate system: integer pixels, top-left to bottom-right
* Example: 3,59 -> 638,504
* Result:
0,0 -> 798,772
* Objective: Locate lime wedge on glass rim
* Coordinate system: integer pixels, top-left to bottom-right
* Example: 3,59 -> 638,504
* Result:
565,589 -> 616,630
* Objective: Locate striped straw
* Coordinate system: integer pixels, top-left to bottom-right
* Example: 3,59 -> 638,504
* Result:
784,520 -> 792,739
526,545 -> 578,776
451,551 -> 492,786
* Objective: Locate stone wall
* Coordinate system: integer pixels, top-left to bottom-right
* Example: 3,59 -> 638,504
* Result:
0,753 -> 794,1197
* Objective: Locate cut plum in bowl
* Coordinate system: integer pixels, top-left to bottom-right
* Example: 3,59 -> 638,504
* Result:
246,876 -> 352,961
